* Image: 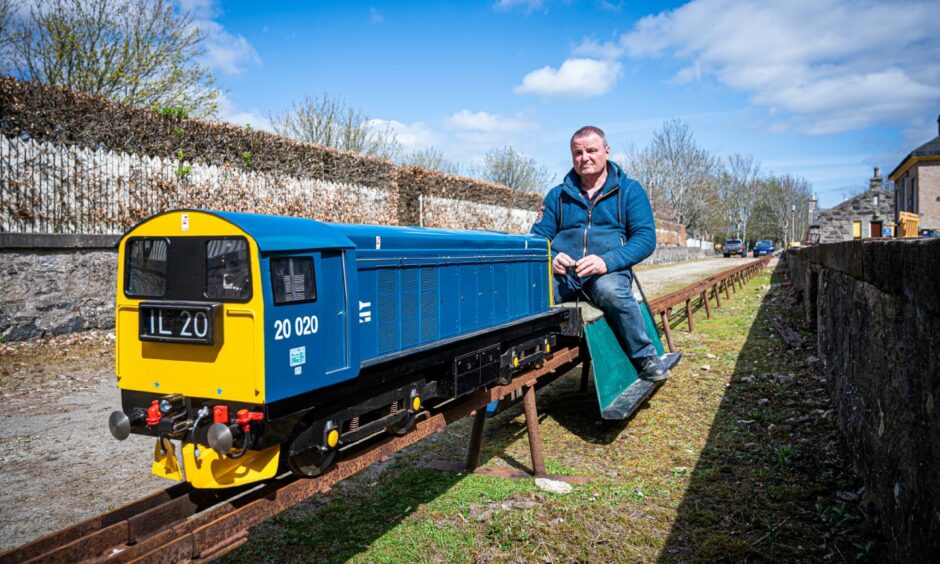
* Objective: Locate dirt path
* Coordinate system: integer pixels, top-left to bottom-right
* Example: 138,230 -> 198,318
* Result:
0,257 -> 758,552
635,256 -> 758,297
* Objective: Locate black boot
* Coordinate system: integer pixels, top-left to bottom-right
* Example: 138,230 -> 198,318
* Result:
638,355 -> 669,382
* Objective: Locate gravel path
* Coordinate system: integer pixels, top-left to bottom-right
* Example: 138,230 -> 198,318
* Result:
0,256 -> 761,552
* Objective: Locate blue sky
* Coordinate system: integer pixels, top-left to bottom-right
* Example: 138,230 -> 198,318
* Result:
184,0 -> 940,208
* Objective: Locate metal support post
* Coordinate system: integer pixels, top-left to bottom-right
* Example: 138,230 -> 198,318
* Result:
661,309 -> 675,352
522,384 -> 546,477
465,409 -> 487,471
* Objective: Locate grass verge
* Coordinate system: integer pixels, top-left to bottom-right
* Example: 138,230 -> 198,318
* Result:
227,264 -> 882,563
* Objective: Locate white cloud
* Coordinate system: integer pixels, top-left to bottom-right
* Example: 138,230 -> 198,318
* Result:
217,94 -> 271,131
494,0 -> 544,12
367,119 -> 437,149
609,0 -> 940,134
448,110 -> 538,134
369,7 -> 384,24
176,0 -> 261,76
515,58 -> 622,98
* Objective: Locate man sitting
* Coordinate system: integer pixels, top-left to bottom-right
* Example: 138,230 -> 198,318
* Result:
531,126 -> 668,382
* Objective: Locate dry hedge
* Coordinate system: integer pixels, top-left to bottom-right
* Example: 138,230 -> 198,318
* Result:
0,77 -> 543,232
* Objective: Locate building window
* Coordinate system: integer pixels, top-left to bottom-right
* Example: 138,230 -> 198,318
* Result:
873,194 -> 879,206
912,177 -> 918,213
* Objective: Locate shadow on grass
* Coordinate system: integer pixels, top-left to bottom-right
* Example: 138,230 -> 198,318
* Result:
226,367 -> 601,563
657,260 -> 881,562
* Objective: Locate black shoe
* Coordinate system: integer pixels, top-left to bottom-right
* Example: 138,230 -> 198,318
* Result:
638,355 -> 669,382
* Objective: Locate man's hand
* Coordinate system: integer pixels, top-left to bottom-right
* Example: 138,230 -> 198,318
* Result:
552,252 -> 576,275
575,254 -> 608,278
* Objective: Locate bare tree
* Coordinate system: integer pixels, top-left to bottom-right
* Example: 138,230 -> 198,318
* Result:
3,0 -> 220,116
474,146 -> 552,193
620,143 -> 671,215
270,93 -> 402,160
645,119 -> 717,239
401,147 -> 460,175
718,153 -> 761,244
759,174 -> 813,246
0,0 -> 13,73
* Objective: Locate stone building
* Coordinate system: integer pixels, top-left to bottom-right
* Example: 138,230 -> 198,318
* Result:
889,114 -> 940,232
809,168 -> 895,243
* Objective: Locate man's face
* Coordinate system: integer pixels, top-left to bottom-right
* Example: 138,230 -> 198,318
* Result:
570,133 -> 610,178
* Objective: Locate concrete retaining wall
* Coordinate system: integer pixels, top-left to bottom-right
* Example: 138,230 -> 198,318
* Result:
786,239 -> 940,560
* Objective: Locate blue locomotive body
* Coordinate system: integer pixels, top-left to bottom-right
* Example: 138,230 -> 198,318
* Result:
111,210 -> 564,487
245,216 -> 553,403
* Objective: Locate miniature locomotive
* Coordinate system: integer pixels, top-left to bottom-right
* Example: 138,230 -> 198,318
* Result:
108,210 -> 577,488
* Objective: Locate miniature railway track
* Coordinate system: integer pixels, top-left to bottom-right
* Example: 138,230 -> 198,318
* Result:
1,347 -> 583,564
2,258 -> 774,564
647,256 -> 772,351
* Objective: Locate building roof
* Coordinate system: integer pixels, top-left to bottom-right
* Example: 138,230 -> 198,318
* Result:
889,115 -> 940,179
815,188 -> 894,218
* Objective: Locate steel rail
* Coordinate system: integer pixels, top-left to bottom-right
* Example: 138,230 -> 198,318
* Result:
1,257 -> 775,563
0,348 -> 582,564
646,256 -> 773,351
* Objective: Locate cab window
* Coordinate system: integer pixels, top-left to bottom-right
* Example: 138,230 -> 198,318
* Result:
125,238 -> 168,297
271,256 -> 316,305
205,238 -> 252,301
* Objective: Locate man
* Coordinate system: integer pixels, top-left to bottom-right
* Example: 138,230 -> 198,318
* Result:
531,126 -> 668,381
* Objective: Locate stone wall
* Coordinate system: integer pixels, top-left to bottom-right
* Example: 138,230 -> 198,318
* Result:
786,239 -> 940,560
0,247 -> 116,340
0,237 -> 709,341
918,163 -> 940,230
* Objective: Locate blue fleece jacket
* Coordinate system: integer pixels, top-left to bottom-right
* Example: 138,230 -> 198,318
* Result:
530,161 -> 656,273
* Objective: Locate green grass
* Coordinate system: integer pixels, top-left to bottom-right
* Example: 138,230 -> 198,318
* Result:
226,264 -> 882,563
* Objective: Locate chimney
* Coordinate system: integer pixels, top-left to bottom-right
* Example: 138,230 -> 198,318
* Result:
808,194 -> 818,225
870,167 -> 883,191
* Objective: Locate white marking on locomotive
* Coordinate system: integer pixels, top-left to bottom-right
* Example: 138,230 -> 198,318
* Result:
358,300 -> 372,323
274,315 -> 319,340
181,213 -> 190,231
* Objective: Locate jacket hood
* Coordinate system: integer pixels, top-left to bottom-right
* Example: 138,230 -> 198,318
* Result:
561,161 -> 626,202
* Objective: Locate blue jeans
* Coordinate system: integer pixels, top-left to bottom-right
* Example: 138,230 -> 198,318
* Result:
554,270 -> 656,361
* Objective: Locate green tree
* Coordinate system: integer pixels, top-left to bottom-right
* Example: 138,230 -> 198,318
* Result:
475,145 -> 551,193
270,93 -> 401,160
3,0 -> 220,117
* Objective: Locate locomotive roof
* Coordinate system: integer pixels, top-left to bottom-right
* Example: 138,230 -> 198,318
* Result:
122,210 -> 548,252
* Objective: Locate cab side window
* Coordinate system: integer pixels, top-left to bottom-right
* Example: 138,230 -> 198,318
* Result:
271,257 -> 317,305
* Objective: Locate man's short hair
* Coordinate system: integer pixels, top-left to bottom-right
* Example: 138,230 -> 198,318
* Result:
570,126 -> 608,148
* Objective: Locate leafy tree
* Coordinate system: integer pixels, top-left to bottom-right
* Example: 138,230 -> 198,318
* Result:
270,93 -> 401,160
475,145 -> 551,193
401,147 -> 460,175
3,0 -> 220,117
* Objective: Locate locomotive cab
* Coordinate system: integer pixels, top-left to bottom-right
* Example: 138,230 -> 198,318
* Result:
110,210 -> 359,488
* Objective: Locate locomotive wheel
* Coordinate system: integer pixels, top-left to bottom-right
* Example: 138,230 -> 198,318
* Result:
287,446 -> 336,478
386,412 -> 416,435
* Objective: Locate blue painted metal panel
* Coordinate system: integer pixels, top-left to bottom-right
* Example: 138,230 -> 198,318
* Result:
261,250 -> 354,403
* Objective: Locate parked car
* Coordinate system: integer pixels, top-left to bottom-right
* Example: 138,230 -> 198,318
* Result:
723,239 -> 746,257
753,239 -> 775,257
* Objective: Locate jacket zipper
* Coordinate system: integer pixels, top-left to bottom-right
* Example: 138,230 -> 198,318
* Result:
583,188 -> 620,258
